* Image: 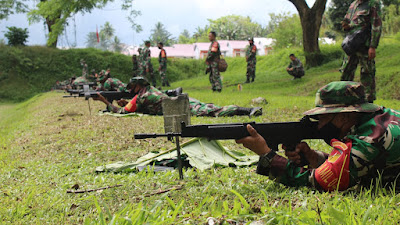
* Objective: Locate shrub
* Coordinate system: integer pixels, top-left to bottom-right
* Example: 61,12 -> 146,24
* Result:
4,26 -> 29,46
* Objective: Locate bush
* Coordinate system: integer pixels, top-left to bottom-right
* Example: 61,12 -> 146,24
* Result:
4,26 -> 29,46
0,45 -> 206,101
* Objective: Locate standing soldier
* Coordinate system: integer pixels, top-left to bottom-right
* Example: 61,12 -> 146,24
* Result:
340,0 -> 382,103
132,55 -> 139,77
158,42 -> 170,87
245,37 -> 257,83
205,31 -> 222,92
137,48 -> 144,77
80,59 -> 89,79
142,41 -> 156,87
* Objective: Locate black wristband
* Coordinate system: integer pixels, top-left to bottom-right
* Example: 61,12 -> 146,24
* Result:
256,151 -> 276,176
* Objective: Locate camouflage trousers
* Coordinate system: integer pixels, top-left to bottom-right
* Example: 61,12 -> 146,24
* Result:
340,53 -> 376,102
189,98 -> 238,117
246,62 -> 256,80
159,66 -> 168,85
142,66 -> 157,87
287,69 -> 304,78
209,63 -> 222,91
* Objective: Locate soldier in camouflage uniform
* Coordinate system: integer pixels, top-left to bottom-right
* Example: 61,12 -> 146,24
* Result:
237,81 -> 400,191
94,77 -> 262,117
286,54 -> 305,79
340,0 -> 382,103
141,41 -> 157,87
158,42 -> 170,87
205,31 -> 222,92
96,69 -> 127,92
137,48 -> 143,77
245,38 -> 257,83
132,55 -> 139,77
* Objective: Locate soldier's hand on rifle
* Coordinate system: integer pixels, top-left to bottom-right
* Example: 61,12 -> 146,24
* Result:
283,142 -> 321,168
146,68 -> 149,73
236,124 -> 271,156
92,93 -> 107,104
117,99 -> 128,107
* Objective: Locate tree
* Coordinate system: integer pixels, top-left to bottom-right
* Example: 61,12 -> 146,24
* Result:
149,22 -> 175,46
85,32 -> 98,48
27,0 -> 140,48
269,14 -> 303,48
178,29 -> 191,44
111,36 -> 123,53
192,26 -> 210,42
208,15 -> 267,40
326,0 -> 351,33
4,26 -> 29,46
288,0 -> 328,66
0,0 -> 28,20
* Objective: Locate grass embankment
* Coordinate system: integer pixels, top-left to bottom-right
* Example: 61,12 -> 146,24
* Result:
1,38 -> 400,224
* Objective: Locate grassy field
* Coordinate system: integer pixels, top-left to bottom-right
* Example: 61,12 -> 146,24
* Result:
1,39 -> 400,224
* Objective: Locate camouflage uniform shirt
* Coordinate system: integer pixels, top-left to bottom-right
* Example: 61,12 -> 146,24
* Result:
206,41 -> 222,91
97,78 -> 127,92
344,0 -> 382,48
257,107 -> 400,191
288,58 -> 304,73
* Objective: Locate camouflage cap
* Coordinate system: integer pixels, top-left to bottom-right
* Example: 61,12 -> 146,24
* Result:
127,76 -> 150,89
303,81 -> 381,116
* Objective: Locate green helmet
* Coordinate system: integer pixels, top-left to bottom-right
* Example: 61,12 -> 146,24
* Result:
127,76 -> 150,89
303,81 -> 381,116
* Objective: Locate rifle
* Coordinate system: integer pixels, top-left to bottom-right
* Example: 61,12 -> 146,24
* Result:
63,85 -> 136,114
134,116 -> 329,179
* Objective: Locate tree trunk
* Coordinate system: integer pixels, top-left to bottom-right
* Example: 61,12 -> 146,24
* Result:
40,0 -> 60,48
289,0 -> 327,67
45,17 -> 59,48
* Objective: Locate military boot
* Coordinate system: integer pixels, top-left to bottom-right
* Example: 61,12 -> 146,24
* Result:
166,81 -> 171,87
165,87 -> 183,97
235,107 -> 262,117
245,77 -> 250,83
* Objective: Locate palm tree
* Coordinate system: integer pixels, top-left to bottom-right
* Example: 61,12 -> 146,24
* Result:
85,32 -> 98,48
149,22 -> 175,46
112,36 -> 123,53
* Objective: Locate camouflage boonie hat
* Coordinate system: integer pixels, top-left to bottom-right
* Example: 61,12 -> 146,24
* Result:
303,81 -> 381,116
127,76 -> 150,89
96,70 -> 108,81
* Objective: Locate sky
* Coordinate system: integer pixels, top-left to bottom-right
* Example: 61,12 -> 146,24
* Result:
0,0 -> 317,47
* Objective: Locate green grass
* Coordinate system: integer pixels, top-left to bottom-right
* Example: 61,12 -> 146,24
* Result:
1,39 -> 400,224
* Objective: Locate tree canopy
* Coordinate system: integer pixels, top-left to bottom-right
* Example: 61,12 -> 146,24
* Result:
149,22 -> 175,46
208,15 -> 267,40
0,0 -> 28,20
26,0 -> 140,47
268,13 -> 303,48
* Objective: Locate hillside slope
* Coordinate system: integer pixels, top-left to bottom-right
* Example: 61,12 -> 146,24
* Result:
1,37 -> 399,101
